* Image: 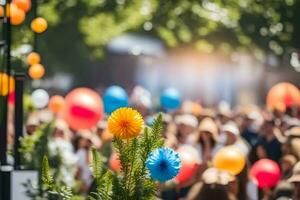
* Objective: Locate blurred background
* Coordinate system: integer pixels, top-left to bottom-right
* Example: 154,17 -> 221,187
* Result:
3,0 -> 300,106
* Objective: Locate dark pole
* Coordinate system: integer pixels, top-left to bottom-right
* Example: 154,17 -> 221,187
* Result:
0,0 -> 12,166
13,74 -> 25,170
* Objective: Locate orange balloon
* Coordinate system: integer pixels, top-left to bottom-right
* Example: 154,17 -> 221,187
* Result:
48,95 -> 65,114
63,88 -> 103,130
267,82 -> 300,111
12,0 -> 31,12
213,146 -> 246,175
28,64 -> 45,80
10,3 -> 25,25
27,52 -> 41,65
0,73 -> 15,96
31,17 -> 48,33
109,153 -> 121,172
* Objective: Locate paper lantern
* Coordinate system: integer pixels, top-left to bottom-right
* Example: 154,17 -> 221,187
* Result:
103,86 -> 128,114
0,73 -> 15,96
10,3 -> 25,25
12,0 -> 31,12
8,91 -> 15,105
28,64 -> 45,80
213,146 -> 246,175
175,145 -> 199,184
0,6 -> 3,17
250,159 -> 281,189
109,153 -> 121,172
48,95 -> 65,114
27,52 -> 40,65
160,88 -> 181,111
63,88 -> 103,130
31,17 -> 47,33
31,89 -> 49,109
267,82 -> 300,111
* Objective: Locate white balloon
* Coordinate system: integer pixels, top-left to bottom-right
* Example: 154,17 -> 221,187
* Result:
31,89 -> 49,109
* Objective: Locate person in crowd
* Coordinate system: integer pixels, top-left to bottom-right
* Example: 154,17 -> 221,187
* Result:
194,117 -> 219,163
281,155 -> 297,180
240,112 -> 260,147
218,121 -> 250,155
288,161 -> 300,200
255,119 -> 282,162
175,114 -> 198,145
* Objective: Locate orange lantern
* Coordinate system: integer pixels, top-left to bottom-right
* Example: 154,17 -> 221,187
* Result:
10,3 -> 25,25
31,17 -> 47,33
28,64 -> 45,80
26,52 -> 41,65
12,0 -> 31,12
48,95 -> 65,114
0,73 -> 15,96
267,82 -> 300,111
0,6 -> 4,17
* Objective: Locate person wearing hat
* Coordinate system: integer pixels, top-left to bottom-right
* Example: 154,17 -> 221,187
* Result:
288,162 -> 300,200
25,115 -> 40,135
175,114 -> 198,145
281,154 -> 297,180
194,118 -> 219,164
218,121 -> 250,156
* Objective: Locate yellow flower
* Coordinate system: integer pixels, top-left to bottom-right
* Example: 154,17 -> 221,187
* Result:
108,107 -> 144,139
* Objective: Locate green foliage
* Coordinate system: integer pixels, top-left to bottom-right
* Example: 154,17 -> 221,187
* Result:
19,121 -> 54,171
41,156 -> 73,200
89,113 -> 164,200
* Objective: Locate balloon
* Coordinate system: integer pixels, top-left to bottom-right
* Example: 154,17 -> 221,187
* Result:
31,89 -> 49,109
8,91 -> 15,105
28,64 -> 45,80
27,52 -> 41,65
10,3 -> 25,25
48,95 -> 65,114
175,145 -> 199,184
31,17 -> 47,33
0,73 -> 15,96
250,159 -> 281,189
63,88 -> 103,130
12,0 -> 31,12
160,88 -> 181,111
109,153 -> 121,172
103,86 -> 128,114
213,146 -> 246,175
267,82 -> 300,111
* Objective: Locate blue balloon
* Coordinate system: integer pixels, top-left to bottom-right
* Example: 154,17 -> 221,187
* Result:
160,88 -> 181,110
103,86 -> 128,114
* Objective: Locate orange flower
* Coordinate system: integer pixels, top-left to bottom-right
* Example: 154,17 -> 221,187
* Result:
108,107 -> 144,139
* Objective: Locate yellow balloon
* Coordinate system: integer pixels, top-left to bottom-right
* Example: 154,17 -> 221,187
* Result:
31,17 -> 47,33
213,146 -> 246,175
0,73 -> 15,96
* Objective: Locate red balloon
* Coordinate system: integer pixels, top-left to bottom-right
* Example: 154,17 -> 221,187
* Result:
63,88 -> 103,130
109,153 -> 121,172
175,146 -> 199,184
250,159 -> 281,189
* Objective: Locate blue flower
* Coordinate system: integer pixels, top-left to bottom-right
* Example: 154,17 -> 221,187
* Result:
146,147 -> 181,182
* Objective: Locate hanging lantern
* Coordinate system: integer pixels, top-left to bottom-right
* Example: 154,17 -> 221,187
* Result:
10,3 -> 25,25
28,64 -> 45,80
0,73 -> 15,96
31,17 -> 48,33
12,0 -> 31,12
26,52 -> 41,65
0,6 -> 4,17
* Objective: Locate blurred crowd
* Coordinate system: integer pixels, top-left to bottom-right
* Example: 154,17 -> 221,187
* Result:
6,86 -> 300,200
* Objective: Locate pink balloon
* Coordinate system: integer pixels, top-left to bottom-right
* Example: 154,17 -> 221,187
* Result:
63,88 -> 103,130
250,159 -> 281,189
